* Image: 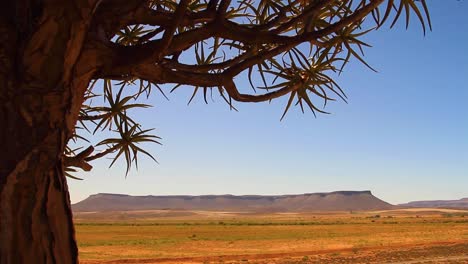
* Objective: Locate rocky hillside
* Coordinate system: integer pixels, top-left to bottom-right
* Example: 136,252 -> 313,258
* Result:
72,191 -> 394,212
399,198 -> 468,209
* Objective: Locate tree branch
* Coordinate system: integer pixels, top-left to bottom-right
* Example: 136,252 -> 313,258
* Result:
98,0 -> 381,77
130,62 -> 303,103
271,0 -> 333,34
107,25 -> 216,72
223,80 -> 303,103
85,145 -> 120,162
217,0 -> 231,17
95,0 -> 386,105
79,113 -> 110,121
63,146 -> 95,171
300,0 -> 385,40
119,7 -> 216,28
160,50 -> 255,73
158,0 -> 191,58
63,143 -> 121,172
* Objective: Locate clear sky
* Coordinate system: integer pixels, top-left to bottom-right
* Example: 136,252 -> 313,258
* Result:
69,1 -> 468,205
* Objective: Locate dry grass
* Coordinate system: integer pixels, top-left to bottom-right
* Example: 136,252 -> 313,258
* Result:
74,209 -> 468,263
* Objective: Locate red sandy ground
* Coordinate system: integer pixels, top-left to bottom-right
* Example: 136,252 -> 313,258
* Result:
81,240 -> 468,264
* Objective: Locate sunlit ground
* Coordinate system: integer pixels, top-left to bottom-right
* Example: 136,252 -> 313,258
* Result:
75,209 -> 468,263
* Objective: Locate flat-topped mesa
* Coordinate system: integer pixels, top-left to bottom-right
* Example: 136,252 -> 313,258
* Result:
89,190 -> 373,199
90,193 -> 130,198
303,190 -> 373,196
73,190 -> 392,212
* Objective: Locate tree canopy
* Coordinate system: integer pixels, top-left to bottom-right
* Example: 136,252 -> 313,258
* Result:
65,0 -> 430,177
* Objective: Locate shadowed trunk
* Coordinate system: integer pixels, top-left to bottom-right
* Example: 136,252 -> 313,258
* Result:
0,57 -> 83,264
0,1 -> 97,263
0,136 -> 78,263
0,75 -> 82,263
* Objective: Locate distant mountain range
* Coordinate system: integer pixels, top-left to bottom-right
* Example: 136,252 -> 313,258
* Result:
399,198 -> 468,209
72,191 -> 395,212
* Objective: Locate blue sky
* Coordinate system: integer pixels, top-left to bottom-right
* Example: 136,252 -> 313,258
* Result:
69,1 -> 468,205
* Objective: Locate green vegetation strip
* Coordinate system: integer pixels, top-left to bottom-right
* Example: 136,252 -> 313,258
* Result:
75,219 -> 468,227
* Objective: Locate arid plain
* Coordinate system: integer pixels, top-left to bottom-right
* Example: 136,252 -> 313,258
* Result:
75,208 -> 468,264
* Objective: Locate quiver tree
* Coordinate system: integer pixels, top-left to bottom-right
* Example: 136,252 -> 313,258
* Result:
0,0 -> 430,263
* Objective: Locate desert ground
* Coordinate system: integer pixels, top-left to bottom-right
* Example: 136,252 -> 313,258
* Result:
75,208 -> 468,263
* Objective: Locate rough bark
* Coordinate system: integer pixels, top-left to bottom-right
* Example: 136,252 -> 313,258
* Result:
0,1 -> 97,263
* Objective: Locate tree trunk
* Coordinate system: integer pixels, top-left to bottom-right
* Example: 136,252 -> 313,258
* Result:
0,59 -> 84,264
0,142 -> 78,264
0,1 -> 98,263
0,72 -> 84,263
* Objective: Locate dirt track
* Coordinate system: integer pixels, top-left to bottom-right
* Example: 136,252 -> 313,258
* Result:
81,241 -> 468,264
